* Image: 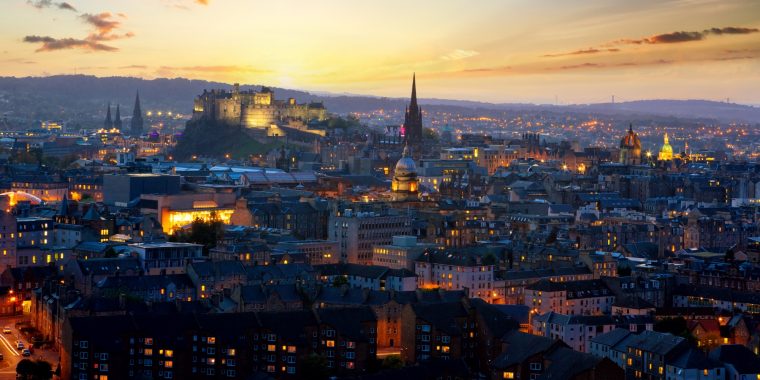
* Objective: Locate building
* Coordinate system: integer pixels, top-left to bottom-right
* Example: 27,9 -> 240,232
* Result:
391,144 -> 419,201
328,210 -> 413,265
590,329 -> 690,380
315,263 -> 418,292
620,124 -> 642,165
414,250 -> 496,302
524,279 -> 614,315
372,235 -> 434,270
131,91 -> 144,136
140,192 -> 236,235
659,133 -> 674,161
192,84 -> 327,130
103,174 -> 181,207
128,242 -> 203,275
403,74 -> 423,146
532,312 -> 653,353
274,240 -> 338,265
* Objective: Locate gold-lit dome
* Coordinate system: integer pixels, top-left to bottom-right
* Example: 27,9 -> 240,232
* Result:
659,133 -> 674,161
394,144 -> 417,177
620,124 -> 641,149
391,144 -> 419,201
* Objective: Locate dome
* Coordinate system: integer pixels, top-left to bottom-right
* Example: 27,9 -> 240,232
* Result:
394,145 -> 417,176
620,124 -> 641,149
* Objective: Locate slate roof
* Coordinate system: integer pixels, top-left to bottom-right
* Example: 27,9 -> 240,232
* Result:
708,344 -> 760,374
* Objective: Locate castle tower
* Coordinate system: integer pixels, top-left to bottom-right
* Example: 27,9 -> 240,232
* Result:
130,91 -> 144,136
104,103 -> 112,129
113,104 -> 122,131
403,73 -> 423,146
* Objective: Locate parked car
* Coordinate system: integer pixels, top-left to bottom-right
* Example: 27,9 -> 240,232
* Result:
16,341 -> 23,350
2,327 -> 11,334
21,349 -> 30,357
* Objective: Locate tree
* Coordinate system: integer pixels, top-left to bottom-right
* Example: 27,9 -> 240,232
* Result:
32,360 -> 53,380
482,253 -> 498,266
381,355 -> 403,369
301,353 -> 330,380
332,276 -> 348,287
16,359 -> 35,380
172,214 -> 224,255
103,247 -> 118,258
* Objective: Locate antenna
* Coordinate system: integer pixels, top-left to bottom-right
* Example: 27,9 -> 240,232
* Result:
611,95 -> 615,104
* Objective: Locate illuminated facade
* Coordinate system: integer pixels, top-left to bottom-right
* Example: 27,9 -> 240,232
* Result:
658,133 -> 674,161
192,84 -> 327,129
140,193 -> 236,235
619,124 -> 642,165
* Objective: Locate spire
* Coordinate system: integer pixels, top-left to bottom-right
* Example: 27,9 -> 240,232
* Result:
663,133 -> 669,145
114,104 -> 122,131
410,73 -> 418,109
104,103 -> 112,129
130,90 -> 144,136
57,194 -> 69,217
629,123 -> 633,133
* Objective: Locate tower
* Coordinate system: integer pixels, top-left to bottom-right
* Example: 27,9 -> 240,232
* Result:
130,91 -> 144,136
403,73 -> 423,146
658,133 -> 673,161
104,103 -> 112,129
619,124 -> 642,165
113,104 -> 122,131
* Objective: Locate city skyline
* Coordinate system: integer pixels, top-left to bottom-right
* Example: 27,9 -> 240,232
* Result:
1,0 -> 759,104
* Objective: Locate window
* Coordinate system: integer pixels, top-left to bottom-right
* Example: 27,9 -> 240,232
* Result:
530,362 -> 542,371
145,338 -> 153,346
503,372 -> 515,379
326,340 -> 335,347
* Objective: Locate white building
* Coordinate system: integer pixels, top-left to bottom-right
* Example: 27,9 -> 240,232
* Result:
524,279 -> 614,316
414,250 -> 496,302
328,210 -> 413,265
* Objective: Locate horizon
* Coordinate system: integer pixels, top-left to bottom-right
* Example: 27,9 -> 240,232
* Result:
3,73 -> 760,108
0,1 -> 759,104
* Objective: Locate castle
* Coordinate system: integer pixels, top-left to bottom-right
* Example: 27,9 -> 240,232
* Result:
192,84 -> 327,129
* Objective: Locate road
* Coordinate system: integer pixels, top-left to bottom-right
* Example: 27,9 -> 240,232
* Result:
0,316 -> 60,380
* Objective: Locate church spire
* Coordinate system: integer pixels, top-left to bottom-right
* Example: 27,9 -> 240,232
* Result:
114,104 -> 122,131
410,73 -> 418,109
130,91 -> 144,136
104,103 -> 112,129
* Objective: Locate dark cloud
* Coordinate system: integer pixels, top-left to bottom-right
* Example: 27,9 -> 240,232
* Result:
58,2 -> 76,11
706,27 -> 759,35
23,35 -> 117,52
23,11 -> 134,53
615,26 -> 758,45
27,0 -> 76,12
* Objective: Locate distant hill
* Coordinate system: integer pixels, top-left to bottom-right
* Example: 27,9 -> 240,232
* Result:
0,75 -> 758,124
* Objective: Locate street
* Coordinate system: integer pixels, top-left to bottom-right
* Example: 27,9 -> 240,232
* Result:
0,316 -> 59,380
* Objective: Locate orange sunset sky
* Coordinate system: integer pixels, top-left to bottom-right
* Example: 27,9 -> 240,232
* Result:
1,0 -> 759,104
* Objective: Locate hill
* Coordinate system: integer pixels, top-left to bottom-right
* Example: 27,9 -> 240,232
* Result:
0,75 -> 758,124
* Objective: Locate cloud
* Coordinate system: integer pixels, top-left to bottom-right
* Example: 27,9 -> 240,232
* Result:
440,49 -> 479,61
27,0 -> 76,12
196,0 -> 209,4
120,64 -> 148,69
615,26 -> 759,45
23,35 -> 117,52
706,27 -> 759,35
543,48 -> 620,57
81,13 -> 121,38
58,2 -> 76,11
23,11 -> 134,52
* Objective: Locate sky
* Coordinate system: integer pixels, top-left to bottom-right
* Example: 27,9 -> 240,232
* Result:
1,0 -> 759,104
